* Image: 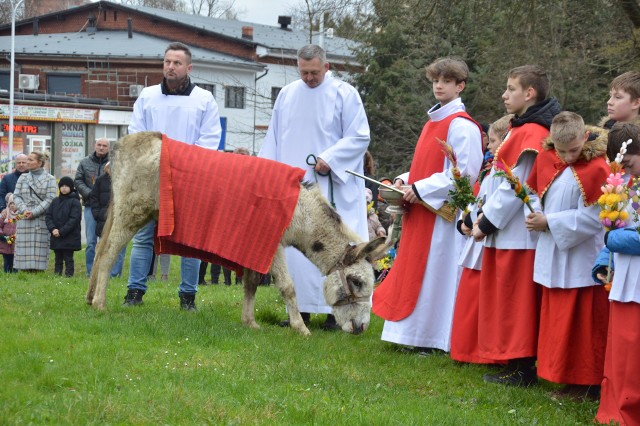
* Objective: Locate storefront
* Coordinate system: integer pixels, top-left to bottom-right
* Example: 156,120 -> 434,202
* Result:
0,103 -> 130,178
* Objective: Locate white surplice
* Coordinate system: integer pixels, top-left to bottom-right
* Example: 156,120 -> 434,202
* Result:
259,76 -> 370,313
531,168 -> 604,289
380,99 -> 483,350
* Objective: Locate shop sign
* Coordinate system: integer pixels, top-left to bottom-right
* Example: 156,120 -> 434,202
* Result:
0,104 -> 98,123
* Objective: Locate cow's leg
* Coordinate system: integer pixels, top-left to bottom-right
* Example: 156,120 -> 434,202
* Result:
270,245 -> 310,336
87,204 -> 143,310
242,268 -> 261,329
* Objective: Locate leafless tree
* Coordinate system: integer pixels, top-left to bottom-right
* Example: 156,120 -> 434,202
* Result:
289,0 -> 371,43
189,0 -> 237,18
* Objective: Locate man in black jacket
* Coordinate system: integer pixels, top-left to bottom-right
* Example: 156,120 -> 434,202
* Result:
0,154 -> 28,211
74,138 -> 110,277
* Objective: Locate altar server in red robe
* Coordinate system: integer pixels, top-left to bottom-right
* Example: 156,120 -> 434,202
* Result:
526,111 -> 610,397
472,65 -> 561,386
373,57 -> 483,353
593,122 -> 640,425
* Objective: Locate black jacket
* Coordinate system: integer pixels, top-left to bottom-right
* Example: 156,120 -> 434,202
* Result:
74,151 -> 109,206
0,170 -> 25,210
45,191 -> 82,250
88,173 -> 112,237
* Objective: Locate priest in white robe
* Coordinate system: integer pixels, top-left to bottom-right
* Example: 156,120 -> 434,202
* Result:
259,44 -> 370,329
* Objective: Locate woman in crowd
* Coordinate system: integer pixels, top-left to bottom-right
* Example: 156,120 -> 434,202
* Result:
13,151 -> 57,272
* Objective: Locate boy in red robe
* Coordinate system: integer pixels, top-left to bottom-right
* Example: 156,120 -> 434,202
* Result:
373,57 -> 483,353
525,112 -> 610,398
471,65 -> 561,386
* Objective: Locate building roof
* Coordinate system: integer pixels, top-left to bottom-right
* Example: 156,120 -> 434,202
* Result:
0,30 -> 264,71
127,4 -> 358,61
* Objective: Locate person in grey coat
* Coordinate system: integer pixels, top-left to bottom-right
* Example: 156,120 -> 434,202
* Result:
13,151 -> 57,272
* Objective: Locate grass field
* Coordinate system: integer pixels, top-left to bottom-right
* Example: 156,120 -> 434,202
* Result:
0,251 -> 599,425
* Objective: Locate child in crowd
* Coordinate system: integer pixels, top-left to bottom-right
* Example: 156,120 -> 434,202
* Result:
0,193 -> 19,273
89,162 -> 126,278
602,71 -> 640,129
373,57 -> 483,354
592,122 -> 640,425
366,188 -> 386,240
471,65 -> 561,386
45,176 -> 82,277
450,114 -> 512,364
525,112 -> 610,398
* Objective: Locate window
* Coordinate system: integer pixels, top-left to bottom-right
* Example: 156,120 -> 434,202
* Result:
225,86 -> 245,109
196,83 -> 216,99
0,72 -> 9,91
271,87 -> 282,107
94,124 -> 119,144
47,73 -> 81,96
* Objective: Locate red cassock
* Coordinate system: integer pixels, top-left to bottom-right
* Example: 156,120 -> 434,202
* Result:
373,112 -> 473,321
527,148 -> 611,384
596,301 -> 640,426
477,123 -> 548,360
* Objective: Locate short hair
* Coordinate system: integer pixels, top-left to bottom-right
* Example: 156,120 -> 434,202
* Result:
607,122 -> 640,162
297,45 -> 326,63
30,151 -> 50,167
488,114 -> 514,140
508,65 -> 550,102
426,57 -> 469,83
611,71 -> 640,100
550,111 -> 585,145
165,42 -> 192,64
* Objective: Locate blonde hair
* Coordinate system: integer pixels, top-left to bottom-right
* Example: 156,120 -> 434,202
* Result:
488,114 -> 513,140
550,111 -> 585,145
30,151 -> 50,168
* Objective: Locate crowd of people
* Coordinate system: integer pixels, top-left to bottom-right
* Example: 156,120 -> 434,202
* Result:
0,39 -> 638,424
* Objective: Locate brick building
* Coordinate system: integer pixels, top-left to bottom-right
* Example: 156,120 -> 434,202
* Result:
0,1 -> 360,177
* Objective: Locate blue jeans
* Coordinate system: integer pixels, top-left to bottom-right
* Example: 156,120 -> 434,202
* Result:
110,247 -> 127,278
127,221 -> 200,294
86,205 -> 126,277
84,206 -> 97,276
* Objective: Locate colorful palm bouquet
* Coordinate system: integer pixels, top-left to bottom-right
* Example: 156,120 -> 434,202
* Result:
597,138 -> 632,290
628,176 -> 640,229
436,138 -> 477,213
374,246 -> 396,282
3,235 -> 16,245
493,158 -> 534,212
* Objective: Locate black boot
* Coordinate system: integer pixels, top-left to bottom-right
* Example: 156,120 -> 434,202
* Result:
123,289 -> 145,306
483,357 -> 538,387
321,314 -> 340,331
279,312 -> 310,327
179,292 -> 197,311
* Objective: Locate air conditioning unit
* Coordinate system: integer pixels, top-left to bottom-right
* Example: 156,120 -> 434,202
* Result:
18,74 -> 39,90
128,84 -> 144,97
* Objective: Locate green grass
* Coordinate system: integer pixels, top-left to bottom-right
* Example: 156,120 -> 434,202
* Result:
0,251 -> 598,425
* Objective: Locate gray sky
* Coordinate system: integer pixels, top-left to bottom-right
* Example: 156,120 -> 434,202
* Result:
232,0 -> 293,26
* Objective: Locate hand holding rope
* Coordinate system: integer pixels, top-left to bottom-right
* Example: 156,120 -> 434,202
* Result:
306,154 -> 336,208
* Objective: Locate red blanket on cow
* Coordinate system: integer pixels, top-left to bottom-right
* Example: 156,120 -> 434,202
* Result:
156,135 -> 306,274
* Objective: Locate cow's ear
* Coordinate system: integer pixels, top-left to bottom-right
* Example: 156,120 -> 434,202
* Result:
342,237 -> 386,266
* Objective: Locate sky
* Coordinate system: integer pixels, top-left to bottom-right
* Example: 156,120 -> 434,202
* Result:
232,0 -> 293,26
